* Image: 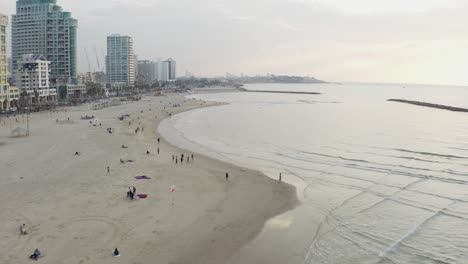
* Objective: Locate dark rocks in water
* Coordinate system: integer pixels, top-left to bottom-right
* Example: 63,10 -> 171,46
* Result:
388,99 -> 468,112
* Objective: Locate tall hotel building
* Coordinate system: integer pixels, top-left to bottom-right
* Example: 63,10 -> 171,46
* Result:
0,14 -> 9,111
106,34 -> 135,89
12,0 -> 78,85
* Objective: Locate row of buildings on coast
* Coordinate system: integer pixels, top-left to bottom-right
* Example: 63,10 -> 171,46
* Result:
0,0 -> 177,113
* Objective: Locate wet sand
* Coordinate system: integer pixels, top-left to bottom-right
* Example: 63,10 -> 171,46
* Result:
0,94 -> 297,264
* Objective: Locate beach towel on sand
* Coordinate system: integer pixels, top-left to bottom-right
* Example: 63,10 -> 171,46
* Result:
135,176 -> 151,180
137,194 -> 148,199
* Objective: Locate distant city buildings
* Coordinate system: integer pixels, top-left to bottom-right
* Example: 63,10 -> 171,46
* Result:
106,34 -> 135,91
15,54 -> 57,103
12,0 -> 78,86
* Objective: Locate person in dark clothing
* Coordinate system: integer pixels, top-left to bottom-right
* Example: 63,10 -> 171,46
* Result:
225,173 -> 229,181
157,137 -> 160,144
279,173 -> 282,183
146,150 -> 150,155
30,249 -> 41,260
191,154 -> 194,160
113,248 -> 120,257
157,147 -> 160,154
132,186 -> 136,195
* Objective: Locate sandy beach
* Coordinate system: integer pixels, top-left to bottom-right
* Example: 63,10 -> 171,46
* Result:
0,93 -> 297,264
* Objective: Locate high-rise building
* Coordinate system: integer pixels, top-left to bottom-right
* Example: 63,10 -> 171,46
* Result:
137,60 -> 158,85
106,34 -> 135,88
12,0 -> 78,85
0,14 -> 9,111
160,58 -> 176,82
15,54 -> 57,103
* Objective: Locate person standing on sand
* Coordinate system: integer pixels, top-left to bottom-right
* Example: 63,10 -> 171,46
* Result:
157,137 -> 160,144
226,172 -> 229,181
172,155 -> 174,161
279,173 -> 282,183
133,186 -> 136,195
187,156 -> 190,163
107,166 -> 110,175
157,147 -> 160,155
191,154 -> 194,160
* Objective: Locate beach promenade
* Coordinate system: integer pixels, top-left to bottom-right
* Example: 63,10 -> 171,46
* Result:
0,94 -> 297,264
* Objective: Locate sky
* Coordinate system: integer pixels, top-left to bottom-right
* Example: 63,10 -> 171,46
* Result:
1,0 -> 468,85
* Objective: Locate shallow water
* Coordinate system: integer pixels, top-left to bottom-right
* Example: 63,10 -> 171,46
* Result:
159,83 -> 468,264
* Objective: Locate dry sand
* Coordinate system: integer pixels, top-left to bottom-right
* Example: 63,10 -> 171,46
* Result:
0,94 -> 297,264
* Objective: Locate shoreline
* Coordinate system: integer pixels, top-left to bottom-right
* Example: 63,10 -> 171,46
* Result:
0,93 -> 298,264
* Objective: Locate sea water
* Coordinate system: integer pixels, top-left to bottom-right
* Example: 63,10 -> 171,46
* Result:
159,83 -> 468,264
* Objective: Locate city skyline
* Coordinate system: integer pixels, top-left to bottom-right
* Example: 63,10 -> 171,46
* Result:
1,0 -> 468,85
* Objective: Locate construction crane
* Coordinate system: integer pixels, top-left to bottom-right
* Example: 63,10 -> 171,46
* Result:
94,46 -> 101,71
84,48 -> 92,72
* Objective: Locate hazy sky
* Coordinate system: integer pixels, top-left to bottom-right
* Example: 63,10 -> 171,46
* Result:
1,0 -> 468,85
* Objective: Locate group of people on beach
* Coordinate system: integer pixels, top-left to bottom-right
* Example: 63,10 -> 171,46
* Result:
127,186 -> 137,200
172,153 -> 194,164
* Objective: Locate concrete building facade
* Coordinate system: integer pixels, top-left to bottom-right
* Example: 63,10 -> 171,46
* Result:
12,0 -> 78,85
136,60 -> 158,85
15,54 -> 56,103
106,34 -> 135,89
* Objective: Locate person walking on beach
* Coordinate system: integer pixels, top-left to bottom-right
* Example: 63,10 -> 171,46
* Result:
187,156 -> 190,163
107,166 -> 110,175
225,172 -> 229,181
157,147 -> 160,155
172,155 -> 174,161
191,154 -> 194,161
279,173 -> 282,183
157,137 -> 160,144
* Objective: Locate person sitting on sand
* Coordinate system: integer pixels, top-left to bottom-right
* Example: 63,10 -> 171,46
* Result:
29,249 -> 41,261
146,150 -> 150,155
20,224 -> 27,235
120,158 -> 125,164
113,248 -> 120,257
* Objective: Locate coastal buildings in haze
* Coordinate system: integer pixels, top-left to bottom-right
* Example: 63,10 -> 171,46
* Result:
106,34 -> 135,91
12,0 -> 78,85
136,60 -> 158,85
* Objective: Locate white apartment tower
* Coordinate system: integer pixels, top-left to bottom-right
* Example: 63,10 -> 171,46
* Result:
106,34 -> 135,88
0,14 -> 9,111
15,54 -> 56,103
160,58 -> 176,82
